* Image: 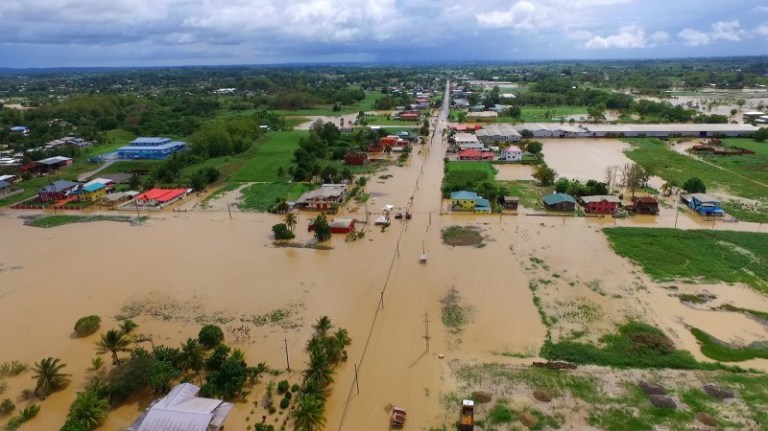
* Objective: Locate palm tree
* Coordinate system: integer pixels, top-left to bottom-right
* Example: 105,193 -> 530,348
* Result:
32,357 -> 70,398
331,329 -> 351,363
95,329 -> 132,366
118,319 -> 138,334
68,388 -> 108,428
303,349 -> 334,388
301,378 -> 329,403
312,316 -> 332,337
292,394 -> 326,431
179,338 -> 205,382
284,212 -> 297,232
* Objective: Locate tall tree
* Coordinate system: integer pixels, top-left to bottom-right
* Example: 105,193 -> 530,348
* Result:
284,212 -> 298,232
312,316 -> 332,336
95,329 -> 132,366
67,388 -> 108,429
32,357 -> 70,399
180,338 -> 206,382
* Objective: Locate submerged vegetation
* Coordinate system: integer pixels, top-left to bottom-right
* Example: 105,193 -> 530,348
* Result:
441,225 -> 485,247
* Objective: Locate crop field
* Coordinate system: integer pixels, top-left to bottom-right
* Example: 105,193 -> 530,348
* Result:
230,131 -> 305,182
604,227 -> 768,294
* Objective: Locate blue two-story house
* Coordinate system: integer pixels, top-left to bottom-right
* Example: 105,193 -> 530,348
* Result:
681,193 -> 724,217
117,137 -> 187,160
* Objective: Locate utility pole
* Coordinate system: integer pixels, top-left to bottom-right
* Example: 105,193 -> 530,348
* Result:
423,311 -> 431,352
674,207 -> 680,228
227,202 -> 232,219
379,291 -> 385,309
354,363 -> 360,394
135,199 -> 140,218
283,338 -> 290,371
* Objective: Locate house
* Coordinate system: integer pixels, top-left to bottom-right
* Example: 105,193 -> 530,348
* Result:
9,126 -> 29,136
308,217 -> 357,234
579,195 -> 620,214
542,193 -> 576,212
450,191 -> 491,213
681,193 -> 724,217
367,142 -> 384,152
84,178 -> 116,191
18,161 -> 46,175
0,180 -> 10,195
0,174 -> 21,184
466,111 -> 498,122
503,196 -> 519,210
379,136 -> 401,147
395,111 -> 421,121
296,184 -> 347,210
117,137 -> 187,160
632,196 -> 659,215
75,182 -> 107,201
134,188 -> 190,207
500,146 -> 523,162
127,383 -> 232,431
38,156 -> 73,171
345,152 -> 368,165
38,180 -> 80,202
102,191 -> 138,207
453,133 -> 483,150
457,149 -> 495,161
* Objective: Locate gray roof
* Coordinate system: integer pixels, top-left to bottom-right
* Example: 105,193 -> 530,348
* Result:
0,180 -> 9,189
39,180 -> 80,194
297,184 -> 347,203
132,383 -> 232,431
476,124 -> 522,138
682,193 -> 720,204
580,195 -> 620,204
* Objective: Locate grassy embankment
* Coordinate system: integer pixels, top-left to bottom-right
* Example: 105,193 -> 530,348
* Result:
623,137 -> 768,223
24,215 -> 147,228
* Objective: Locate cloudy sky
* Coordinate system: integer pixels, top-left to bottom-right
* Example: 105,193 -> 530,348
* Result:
1,0 -> 767,68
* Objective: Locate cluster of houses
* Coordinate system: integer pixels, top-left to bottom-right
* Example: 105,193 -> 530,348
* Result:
345,132 -> 415,165
449,189 -> 661,216
451,128 -> 524,162
27,177 -> 190,209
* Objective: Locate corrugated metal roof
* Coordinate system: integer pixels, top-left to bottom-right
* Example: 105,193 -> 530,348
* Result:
542,193 -> 576,205
451,191 -> 478,200
580,195 -> 620,203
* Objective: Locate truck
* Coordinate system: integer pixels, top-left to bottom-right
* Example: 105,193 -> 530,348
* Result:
459,399 -> 474,431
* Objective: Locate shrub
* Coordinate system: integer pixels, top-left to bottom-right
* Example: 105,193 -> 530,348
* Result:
277,380 -> 290,394
279,397 -> 290,409
0,399 -> 14,415
74,316 -> 101,337
290,384 -> 300,393
268,406 -> 277,414
272,223 -> 295,240
284,391 -> 292,400
198,325 -> 225,348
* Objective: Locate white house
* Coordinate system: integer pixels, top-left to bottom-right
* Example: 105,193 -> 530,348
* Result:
454,133 -> 483,150
128,383 -> 232,431
500,146 -> 523,162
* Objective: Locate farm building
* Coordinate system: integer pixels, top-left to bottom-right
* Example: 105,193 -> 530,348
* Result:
127,383 -> 232,431
542,193 -> 576,212
345,152 -> 368,165
475,124 -> 522,143
516,124 -> 586,138
502,196 -> 519,210
450,191 -> 491,213
134,188 -> 190,207
117,137 -> 187,160
296,184 -> 347,210
308,217 -> 357,234
579,195 -> 620,214
681,193 -> 724,217
631,196 -> 659,215
500,146 -> 523,162
38,156 -> 73,171
453,133 -> 483,150
457,149 -> 494,161
466,111 -> 498,122
38,180 -> 80,202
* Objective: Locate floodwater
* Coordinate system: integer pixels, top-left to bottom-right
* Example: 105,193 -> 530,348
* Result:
2,105 -> 768,431
494,164 -> 534,181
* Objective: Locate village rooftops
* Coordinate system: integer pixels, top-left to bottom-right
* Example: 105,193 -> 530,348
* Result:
580,195 -> 620,203
38,180 -> 80,194
296,184 -> 347,203
38,156 -> 73,165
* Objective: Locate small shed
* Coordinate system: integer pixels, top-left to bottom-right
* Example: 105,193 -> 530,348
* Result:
345,152 -> 368,165
503,196 -> 519,210
632,196 -> 659,215
542,193 -> 576,212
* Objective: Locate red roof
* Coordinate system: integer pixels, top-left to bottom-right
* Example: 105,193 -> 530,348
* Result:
458,149 -> 483,158
136,188 -> 187,203
635,196 -> 658,203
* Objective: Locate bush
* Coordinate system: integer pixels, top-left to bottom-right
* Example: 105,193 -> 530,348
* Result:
284,390 -> 292,400
682,177 -> 706,193
290,384 -> 300,393
277,380 -> 289,394
74,315 -> 101,337
272,223 -> 295,240
268,406 -> 277,414
0,399 -> 14,415
279,397 -> 290,409
198,325 -> 225,348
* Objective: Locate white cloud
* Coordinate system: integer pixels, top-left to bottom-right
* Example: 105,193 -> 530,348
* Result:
584,25 -> 652,49
649,31 -> 669,44
754,6 -> 768,13
678,28 -> 711,46
757,23 -> 768,37
476,1 -> 539,31
711,20 -> 749,41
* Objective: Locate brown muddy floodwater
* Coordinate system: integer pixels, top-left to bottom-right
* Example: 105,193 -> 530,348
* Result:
2,128 -> 768,430
494,164 -> 534,181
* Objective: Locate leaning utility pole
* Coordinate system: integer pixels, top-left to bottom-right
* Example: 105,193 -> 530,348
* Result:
283,338 -> 290,371
423,311 -> 431,352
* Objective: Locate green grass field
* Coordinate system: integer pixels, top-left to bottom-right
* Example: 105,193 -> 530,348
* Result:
623,138 -> 768,222
230,130 -> 306,182
237,182 -> 315,211
497,180 -> 548,210
25,215 -> 146,228
500,106 -> 589,123
690,327 -> 768,362
604,228 -> 768,294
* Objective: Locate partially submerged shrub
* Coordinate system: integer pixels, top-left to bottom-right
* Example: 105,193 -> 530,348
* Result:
74,315 -> 101,337
198,325 -> 225,348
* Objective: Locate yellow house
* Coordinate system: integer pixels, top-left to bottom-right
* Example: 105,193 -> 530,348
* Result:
78,183 -> 107,201
451,191 -> 478,210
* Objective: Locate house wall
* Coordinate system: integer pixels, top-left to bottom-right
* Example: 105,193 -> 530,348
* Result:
501,151 -> 522,162
584,201 -> 617,214
451,199 -> 476,210
79,189 -> 107,201
545,202 -> 575,212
